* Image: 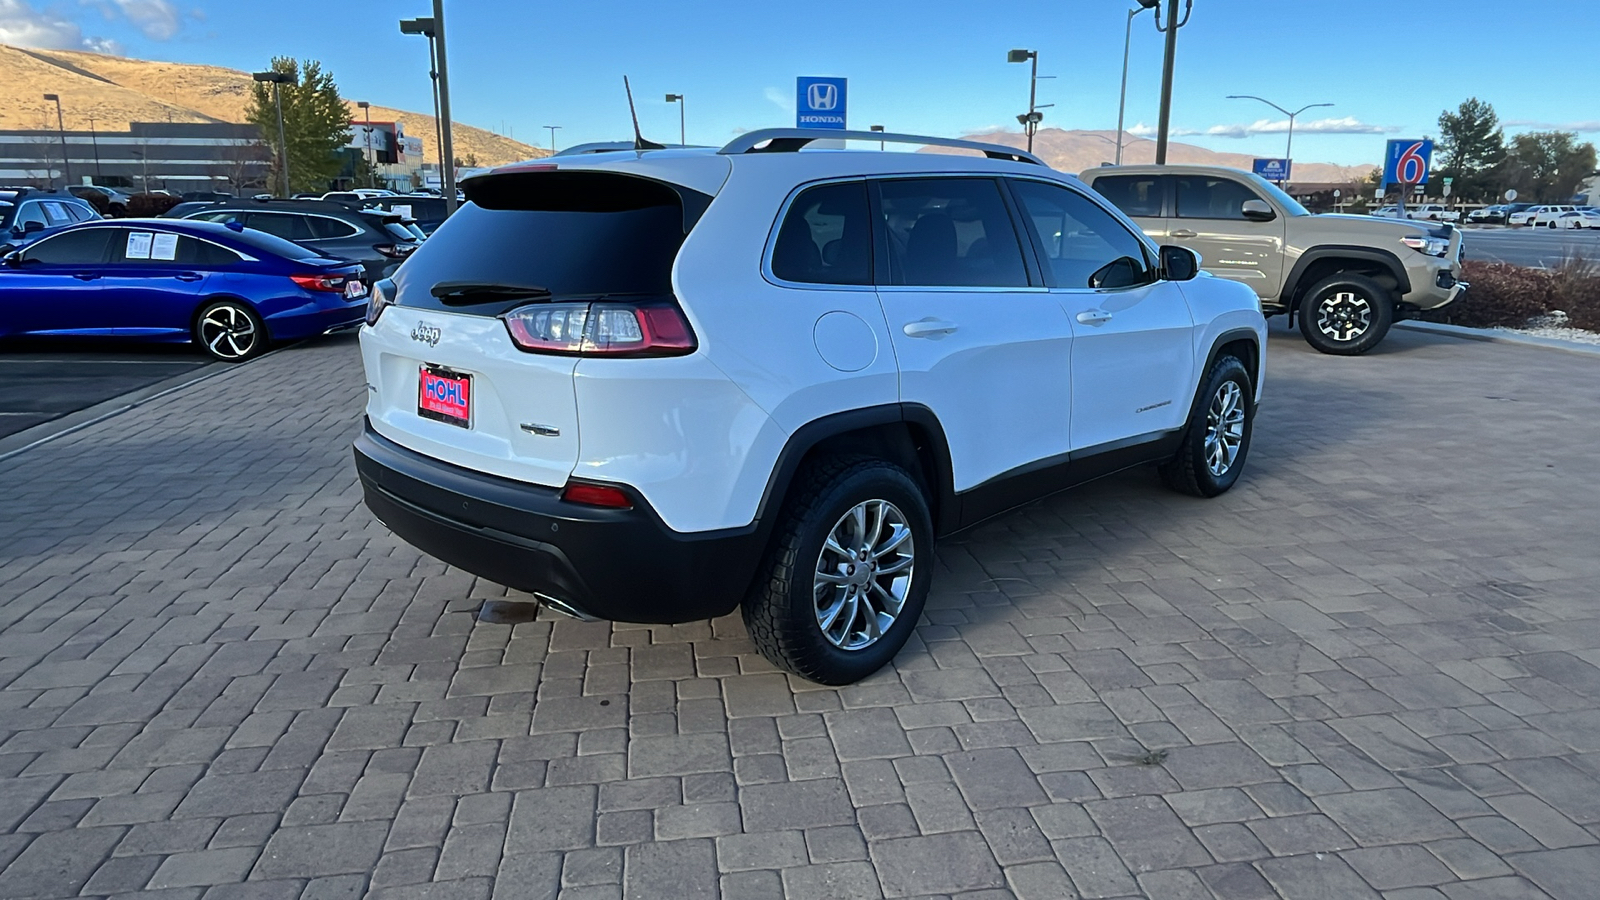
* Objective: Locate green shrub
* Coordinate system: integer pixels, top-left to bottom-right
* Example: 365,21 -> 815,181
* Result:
1424,260 -> 1558,328
1553,257 -> 1600,332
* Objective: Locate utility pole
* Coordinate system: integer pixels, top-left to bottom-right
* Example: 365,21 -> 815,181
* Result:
1154,0 -> 1192,165
544,125 -> 561,154
433,0 -> 458,213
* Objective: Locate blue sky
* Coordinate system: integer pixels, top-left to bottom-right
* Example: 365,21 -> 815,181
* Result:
4,0 -> 1596,166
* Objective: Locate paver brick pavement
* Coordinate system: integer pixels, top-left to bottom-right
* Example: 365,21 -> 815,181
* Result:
3,327 -> 1600,897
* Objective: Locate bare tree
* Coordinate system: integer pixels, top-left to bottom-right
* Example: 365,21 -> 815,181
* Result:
220,138 -> 272,193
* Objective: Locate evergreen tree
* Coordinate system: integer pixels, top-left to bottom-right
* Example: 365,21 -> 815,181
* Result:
1498,132 -> 1598,203
246,58 -> 352,195
1437,98 -> 1505,201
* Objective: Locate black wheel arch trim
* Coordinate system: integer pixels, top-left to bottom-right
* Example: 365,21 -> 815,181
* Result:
1279,245 -> 1411,307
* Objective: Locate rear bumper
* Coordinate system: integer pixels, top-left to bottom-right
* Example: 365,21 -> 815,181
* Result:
353,422 -> 761,623
266,300 -> 367,341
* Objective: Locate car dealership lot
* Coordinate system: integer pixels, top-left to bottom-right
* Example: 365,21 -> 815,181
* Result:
2,327 -> 1599,899
1462,227 -> 1600,269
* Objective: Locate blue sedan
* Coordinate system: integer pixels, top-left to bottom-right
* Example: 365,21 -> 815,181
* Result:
0,219 -> 369,361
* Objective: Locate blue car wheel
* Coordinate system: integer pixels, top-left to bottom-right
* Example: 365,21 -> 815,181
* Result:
195,299 -> 266,362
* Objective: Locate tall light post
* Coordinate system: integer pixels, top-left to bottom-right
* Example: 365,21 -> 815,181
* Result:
42,94 -> 71,187
665,94 -> 685,146
252,71 -> 292,195
1225,95 -> 1333,181
87,110 -> 103,182
429,0 -> 458,212
1116,1 -> 1162,165
357,101 -> 374,188
870,124 -> 885,151
1007,49 -> 1041,153
400,16 -> 445,194
544,125 -> 561,154
1153,0 -> 1194,165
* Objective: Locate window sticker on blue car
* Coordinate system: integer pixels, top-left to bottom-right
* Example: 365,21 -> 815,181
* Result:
152,233 -> 179,261
126,232 -> 153,259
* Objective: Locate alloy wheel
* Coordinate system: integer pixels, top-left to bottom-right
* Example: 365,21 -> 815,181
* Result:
1316,291 -> 1372,342
199,305 -> 258,360
1204,380 -> 1245,478
813,499 -> 915,651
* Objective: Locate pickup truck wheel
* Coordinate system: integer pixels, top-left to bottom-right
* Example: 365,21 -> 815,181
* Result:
1160,355 -> 1253,498
743,456 -> 932,685
1298,273 -> 1393,355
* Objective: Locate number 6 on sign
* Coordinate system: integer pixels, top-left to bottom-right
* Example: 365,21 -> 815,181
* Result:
1384,139 -> 1433,187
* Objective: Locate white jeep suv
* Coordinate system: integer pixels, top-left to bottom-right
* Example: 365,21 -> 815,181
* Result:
354,129 -> 1267,684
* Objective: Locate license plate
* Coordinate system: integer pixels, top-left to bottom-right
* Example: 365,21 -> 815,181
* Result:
418,366 -> 471,428
345,279 -> 368,299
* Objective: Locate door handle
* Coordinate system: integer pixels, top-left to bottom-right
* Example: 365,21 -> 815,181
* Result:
73,273 -> 100,281
175,273 -> 203,282
1170,229 -> 1198,238
903,319 -> 958,338
1076,310 -> 1114,326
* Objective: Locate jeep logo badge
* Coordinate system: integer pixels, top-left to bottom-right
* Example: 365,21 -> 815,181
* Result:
411,323 -> 441,347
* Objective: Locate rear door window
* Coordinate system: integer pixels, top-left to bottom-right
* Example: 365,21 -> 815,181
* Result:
178,237 -> 241,266
395,171 -> 708,314
771,181 -> 871,285
307,216 -> 360,239
246,212 -> 315,242
1091,175 -> 1165,218
875,178 -> 1030,288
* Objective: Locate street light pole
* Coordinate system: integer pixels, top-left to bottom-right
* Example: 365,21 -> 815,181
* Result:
665,94 -> 685,146
43,94 -> 71,187
1117,1 -> 1160,165
431,0 -> 458,214
870,124 -> 885,151
252,72 -> 293,195
544,125 -> 561,154
400,17 -> 445,193
1153,0 -> 1192,165
87,112 -> 102,182
1225,95 -> 1333,183
1007,49 -> 1041,153
357,101 -> 373,188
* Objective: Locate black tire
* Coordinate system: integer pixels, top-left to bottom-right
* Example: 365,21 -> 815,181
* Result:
1297,272 -> 1394,355
194,299 -> 267,362
1160,355 -> 1254,498
743,456 -> 933,685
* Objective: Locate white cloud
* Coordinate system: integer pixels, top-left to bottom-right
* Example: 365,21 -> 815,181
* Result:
109,0 -> 181,40
1127,117 -> 1394,139
763,86 -> 793,115
1505,119 -> 1600,133
0,0 -> 111,49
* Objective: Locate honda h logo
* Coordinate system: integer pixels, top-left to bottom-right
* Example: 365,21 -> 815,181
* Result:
807,82 -> 838,111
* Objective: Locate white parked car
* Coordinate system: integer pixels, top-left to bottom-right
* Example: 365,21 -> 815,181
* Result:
1510,205 -> 1576,227
1406,204 -> 1460,223
1551,209 -> 1600,229
1371,206 -> 1403,219
353,129 -> 1267,684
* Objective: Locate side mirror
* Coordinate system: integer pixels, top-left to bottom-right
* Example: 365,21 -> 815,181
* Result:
1160,245 -> 1201,281
1240,199 -> 1276,222
2,251 -> 21,268
22,220 -> 45,235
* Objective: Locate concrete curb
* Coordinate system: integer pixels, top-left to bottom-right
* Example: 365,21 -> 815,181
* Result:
1395,320 -> 1600,358
0,360 -> 231,463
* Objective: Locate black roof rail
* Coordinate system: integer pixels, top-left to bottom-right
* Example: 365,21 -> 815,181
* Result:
718,128 -> 1045,165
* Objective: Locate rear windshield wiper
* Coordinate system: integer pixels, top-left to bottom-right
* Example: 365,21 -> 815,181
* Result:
429,281 -> 553,304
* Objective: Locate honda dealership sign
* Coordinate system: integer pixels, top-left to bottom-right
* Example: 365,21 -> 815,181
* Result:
796,76 -> 847,130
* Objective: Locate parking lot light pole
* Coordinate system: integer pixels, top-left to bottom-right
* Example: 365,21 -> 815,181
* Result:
429,0 -> 458,214
544,125 -> 560,154
357,101 -> 373,188
1225,95 -> 1333,180
870,124 -> 885,151
252,72 -> 293,196
1007,49 -> 1040,153
399,17 -> 444,193
43,94 -> 71,187
665,94 -> 685,146
1153,0 -> 1192,165
1117,1 -> 1162,165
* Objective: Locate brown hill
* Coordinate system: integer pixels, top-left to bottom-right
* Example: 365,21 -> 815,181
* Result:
954,128 -> 1375,183
0,44 -> 544,167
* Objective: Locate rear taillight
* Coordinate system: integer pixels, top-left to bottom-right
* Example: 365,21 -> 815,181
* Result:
291,273 -> 348,293
374,243 -> 418,259
366,279 -> 394,326
502,301 -> 696,357
560,482 -> 633,509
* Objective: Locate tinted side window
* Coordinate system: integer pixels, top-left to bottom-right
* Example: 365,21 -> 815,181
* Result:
307,216 -> 359,239
189,211 -> 242,224
1092,175 -> 1164,218
877,178 -> 1029,288
17,202 -> 48,229
178,237 -> 240,266
1010,180 -> 1153,290
772,181 -> 871,286
19,229 -> 114,264
1174,176 -> 1262,220
247,212 -> 314,242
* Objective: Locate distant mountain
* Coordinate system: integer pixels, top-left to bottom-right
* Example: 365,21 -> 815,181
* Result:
0,44 -> 544,167
956,127 -> 1376,183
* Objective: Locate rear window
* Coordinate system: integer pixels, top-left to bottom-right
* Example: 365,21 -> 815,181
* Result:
395,171 -> 707,313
